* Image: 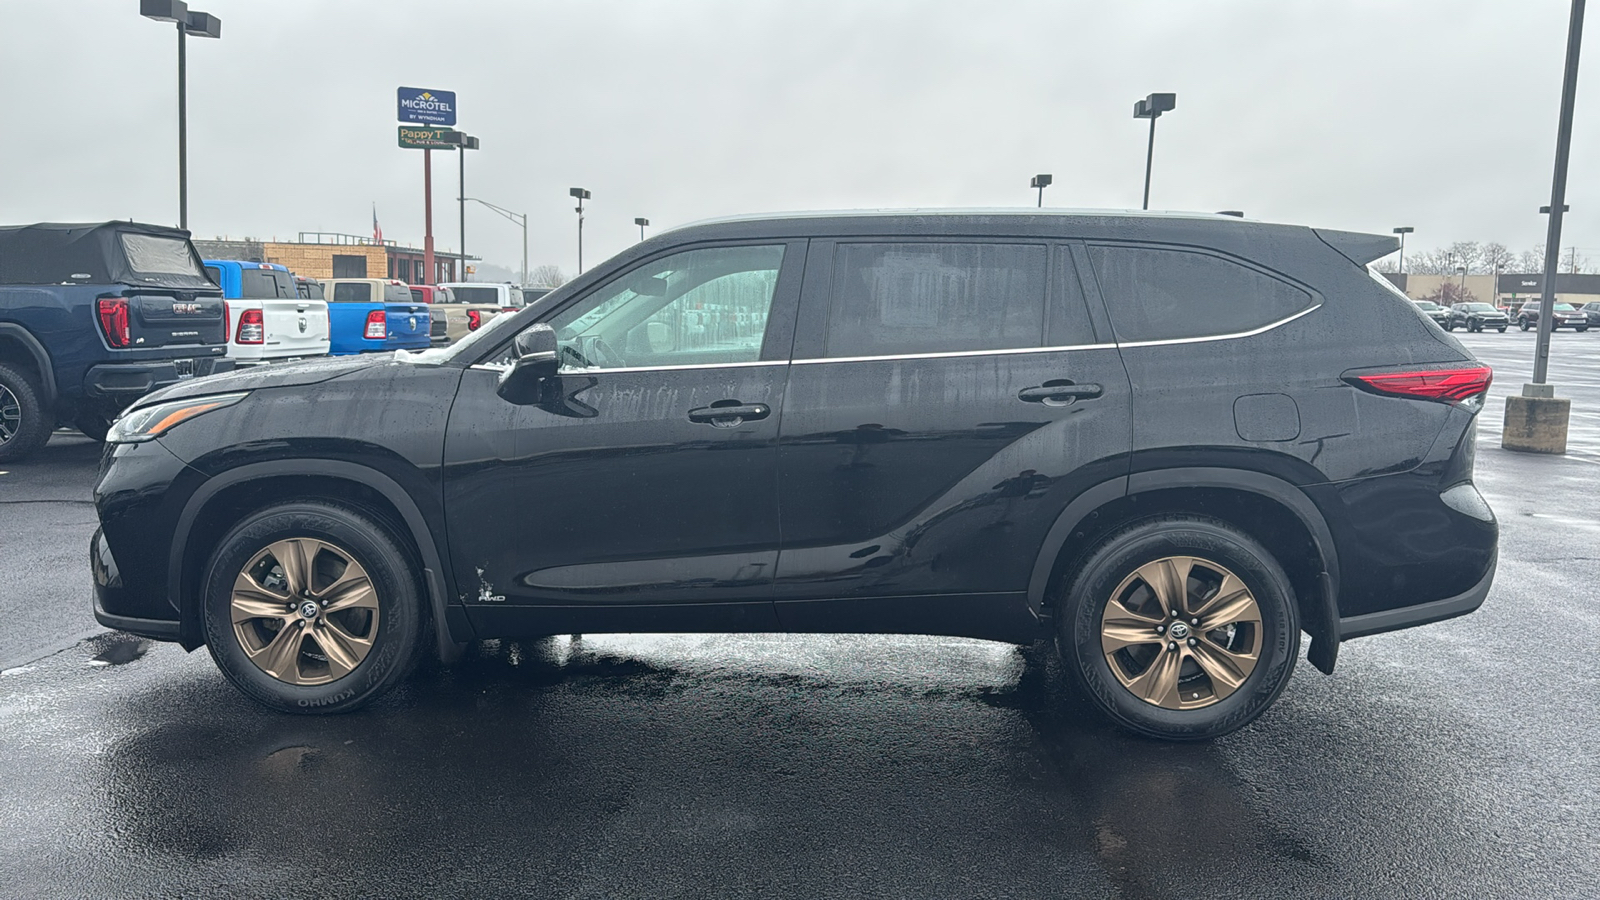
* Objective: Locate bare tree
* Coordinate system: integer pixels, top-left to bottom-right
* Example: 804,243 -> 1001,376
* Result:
1421,281 -> 1478,306
1406,248 -> 1453,275
1445,241 -> 1482,274
1480,242 -> 1514,275
1564,247 -> 1589,274
1517,246 -> 1546,272
529,264 -> 568,287
1373,257 -> 1400,274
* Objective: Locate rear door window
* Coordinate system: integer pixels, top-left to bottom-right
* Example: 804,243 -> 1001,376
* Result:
824,242 -> 1046,358
1087,245 -> 1314,343
453,286 -> 501,305
384,283 -> 413,303
331,282 -> 372,303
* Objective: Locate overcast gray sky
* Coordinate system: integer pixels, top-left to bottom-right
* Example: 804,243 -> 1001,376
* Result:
2,1 -> 1593,277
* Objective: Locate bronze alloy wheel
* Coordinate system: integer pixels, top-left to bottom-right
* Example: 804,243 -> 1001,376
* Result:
1099,555 -> 1263,710
230,537 -> 381,686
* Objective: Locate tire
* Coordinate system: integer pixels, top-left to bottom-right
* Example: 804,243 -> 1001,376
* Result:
0,362 -> 52,463
1520,318 -> 1531,331
74,414 -> 111,443
201,501 -> 425,714
1443,321 -> 1454,332
1578,326 -> 1589,333
1055,515 -> 1300,741
1498,326 -> 1507,333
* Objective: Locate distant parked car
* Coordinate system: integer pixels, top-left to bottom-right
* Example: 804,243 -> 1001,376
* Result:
1579,301 -> 1600,328
408,285 -> 456,344
0,221 -> 232,457
1411,299 -> 1451,327
435,282 -> 525,343
202,260 -> 330,364
1517,300 -> 1589,332
1444,302 -> 1508,333
321,278 -> 432,354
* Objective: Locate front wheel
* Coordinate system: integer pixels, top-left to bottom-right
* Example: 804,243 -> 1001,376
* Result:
74,414 -> 111,442
1498,326 -> 1507,333
1578,326 -> 1589,333
1056,515 -> 1299,741
1443,321 -> 1455,331
202,501 -> 425,713
0,363 -> 52,463
1520,318 -> 1531,331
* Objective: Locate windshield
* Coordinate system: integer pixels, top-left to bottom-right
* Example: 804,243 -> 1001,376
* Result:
1414,301 -> 1440,310
1461,303 -> 1494,312
1556,303 -> 1577,311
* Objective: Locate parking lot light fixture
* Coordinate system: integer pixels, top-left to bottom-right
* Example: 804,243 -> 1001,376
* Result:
635,217 -> 650,242
570,187 -> 591,273
464,197 -> 528,288
1393,226 -> 1414,273
140,0 -> 221,231
1030,174 -> 1053,208
1132,92 -> 1176,210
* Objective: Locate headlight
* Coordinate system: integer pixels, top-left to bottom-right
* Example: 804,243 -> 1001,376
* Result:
107,392 -> 248,444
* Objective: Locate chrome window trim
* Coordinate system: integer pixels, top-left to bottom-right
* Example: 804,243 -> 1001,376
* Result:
1112,302 -> 1322,348
792,343 -> 1117,365
472,359 -> 784,376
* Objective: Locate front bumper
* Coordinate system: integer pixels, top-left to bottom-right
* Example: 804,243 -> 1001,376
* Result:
91,527 -> 182,642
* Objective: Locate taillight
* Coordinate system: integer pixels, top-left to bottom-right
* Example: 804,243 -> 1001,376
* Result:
97,297 -> 131,348
1349,366 -> 1493,404
365,310 -> 387,339
466,310 -> 482,331
236,308 -> 264,344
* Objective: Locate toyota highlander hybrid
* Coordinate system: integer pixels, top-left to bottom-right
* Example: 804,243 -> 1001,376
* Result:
90,210 -> 1498,740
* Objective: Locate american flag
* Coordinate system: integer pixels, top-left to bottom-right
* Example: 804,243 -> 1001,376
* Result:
372,204 -> 383,243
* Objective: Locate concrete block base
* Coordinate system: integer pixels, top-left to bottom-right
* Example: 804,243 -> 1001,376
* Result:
1503,395 -> 1570,454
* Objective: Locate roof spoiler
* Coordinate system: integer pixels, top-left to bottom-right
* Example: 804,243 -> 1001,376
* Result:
1314,228 -> 1399,266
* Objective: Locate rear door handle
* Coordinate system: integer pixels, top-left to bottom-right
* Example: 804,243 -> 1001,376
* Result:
688,402 -> 770,428
1018,381 -> 1103,406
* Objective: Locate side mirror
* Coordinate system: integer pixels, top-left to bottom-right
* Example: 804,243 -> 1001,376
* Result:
496,324 -> 559,404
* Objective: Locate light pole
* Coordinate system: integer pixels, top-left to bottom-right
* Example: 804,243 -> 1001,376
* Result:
1506,0 -> 1586,455
1030,174 -> 1053,207
140,0 -> 221,231
1132,92 -> 1176,210
455,133 -> 478,281
570,187 -> 591,273
462,198 -> 528,288
1456,265 -> 1468,300
1393,226 -> 1414,274
635,217 -> 649,242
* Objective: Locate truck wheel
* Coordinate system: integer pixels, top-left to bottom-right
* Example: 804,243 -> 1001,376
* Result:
1056,515 -> 1299,741
74,414 -> 111,442
0,362 -> 52,463
1520,318 -> 1531,331
202,501 -> 426,714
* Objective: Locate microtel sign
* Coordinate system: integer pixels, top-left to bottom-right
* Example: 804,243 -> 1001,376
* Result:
397,87 -> 456,126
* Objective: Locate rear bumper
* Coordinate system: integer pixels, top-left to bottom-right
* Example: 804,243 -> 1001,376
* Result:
1339,550 -> 1496,640
83,356 -> 236,403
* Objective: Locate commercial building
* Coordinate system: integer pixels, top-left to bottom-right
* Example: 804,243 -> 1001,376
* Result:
1383,272 -> 1600,308
193,234 -> 475,285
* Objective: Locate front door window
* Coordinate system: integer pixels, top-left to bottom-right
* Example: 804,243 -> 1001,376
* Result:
547,244 -> 785,370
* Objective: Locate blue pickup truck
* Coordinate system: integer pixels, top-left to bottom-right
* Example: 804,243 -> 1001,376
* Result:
0,222 -> 232,461
320,278 -> 431,355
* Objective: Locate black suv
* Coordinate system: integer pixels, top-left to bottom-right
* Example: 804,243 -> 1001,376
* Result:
90,211 -> 1498,740
1444,302 -> 1509,333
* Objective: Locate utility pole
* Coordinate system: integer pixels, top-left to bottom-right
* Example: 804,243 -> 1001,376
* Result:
570,187 -> 591,273
423,149 -> 434,285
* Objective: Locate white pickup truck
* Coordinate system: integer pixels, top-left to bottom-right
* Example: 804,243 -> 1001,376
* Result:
202,259 -> 330,364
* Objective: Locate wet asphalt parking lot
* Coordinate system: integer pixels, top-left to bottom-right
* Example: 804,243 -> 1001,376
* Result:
1,329 -> 1597,899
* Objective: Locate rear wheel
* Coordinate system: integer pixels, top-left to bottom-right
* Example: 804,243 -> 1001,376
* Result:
202,501 -> 425,713
1056,515 -> 1299,741
0,363 -> 52,463
1520,317 -> 1531,331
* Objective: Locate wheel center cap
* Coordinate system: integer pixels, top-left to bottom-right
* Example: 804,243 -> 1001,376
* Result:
297,600 -> 320,620
1168,621 -> 1191,640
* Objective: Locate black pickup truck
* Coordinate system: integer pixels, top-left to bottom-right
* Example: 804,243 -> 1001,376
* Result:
0,222 -> 233,461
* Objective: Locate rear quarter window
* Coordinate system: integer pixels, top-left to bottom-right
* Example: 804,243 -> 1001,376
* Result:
240,268 -> 296,299
384,283 -> 413,303
1087,245 -> 1314,343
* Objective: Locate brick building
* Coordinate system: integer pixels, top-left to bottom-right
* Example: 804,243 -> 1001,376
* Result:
193,234 -> 473,285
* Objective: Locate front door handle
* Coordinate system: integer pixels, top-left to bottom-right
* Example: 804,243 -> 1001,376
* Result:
1018,381 -> 1103,407
688,401 -> 770,428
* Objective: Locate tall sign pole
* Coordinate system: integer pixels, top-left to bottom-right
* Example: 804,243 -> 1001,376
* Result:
423,148 -> 434,286
176,20 -> 187,230
397,87 -> 457,285
1505,0 -> 1585,455
1535,0 -> 1586,386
